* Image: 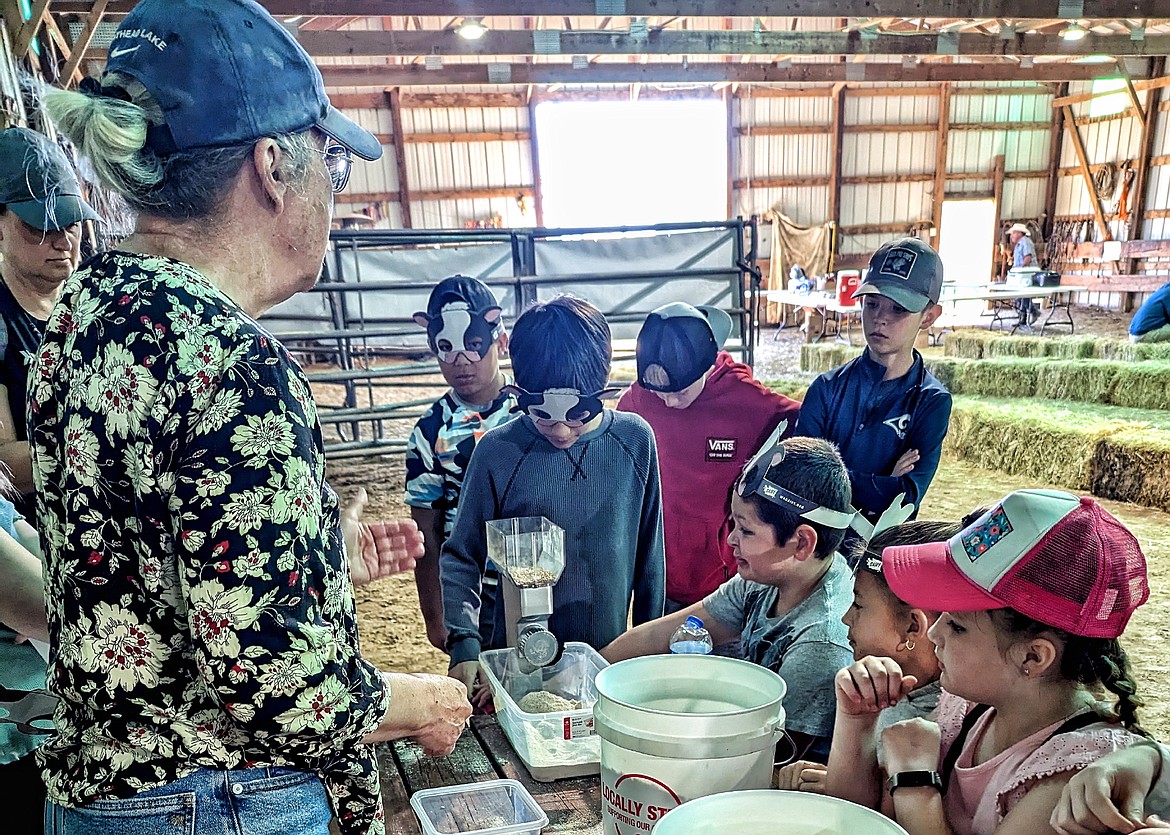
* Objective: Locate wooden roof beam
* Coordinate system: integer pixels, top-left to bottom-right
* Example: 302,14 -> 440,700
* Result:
47,1 -> 1170,18
292,28 -> 1170,57
319,60 -> 1142,87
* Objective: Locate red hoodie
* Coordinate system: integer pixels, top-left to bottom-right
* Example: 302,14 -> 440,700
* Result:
617,352 -> 800,605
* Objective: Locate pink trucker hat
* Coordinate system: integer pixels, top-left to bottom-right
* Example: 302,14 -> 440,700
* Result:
882,489 -> 1148,639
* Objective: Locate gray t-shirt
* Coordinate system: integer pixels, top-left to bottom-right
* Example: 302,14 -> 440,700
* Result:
703,555 -> 854,746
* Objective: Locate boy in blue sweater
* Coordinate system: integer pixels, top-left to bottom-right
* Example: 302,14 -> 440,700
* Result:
440,296 -> 666,696
794,238 -> 952,524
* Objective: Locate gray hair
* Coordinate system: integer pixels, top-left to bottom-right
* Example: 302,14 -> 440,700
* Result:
44,73 -> 315,221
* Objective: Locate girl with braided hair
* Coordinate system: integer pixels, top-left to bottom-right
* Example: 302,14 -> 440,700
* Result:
834,489 -> 1151,835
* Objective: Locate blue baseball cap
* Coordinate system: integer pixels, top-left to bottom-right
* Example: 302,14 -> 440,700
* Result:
100,0 -> 381,161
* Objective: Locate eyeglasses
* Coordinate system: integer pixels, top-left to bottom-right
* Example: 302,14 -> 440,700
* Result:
319,143 -> 353,193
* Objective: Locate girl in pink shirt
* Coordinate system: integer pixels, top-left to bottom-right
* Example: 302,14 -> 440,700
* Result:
838,489 -> 1150,835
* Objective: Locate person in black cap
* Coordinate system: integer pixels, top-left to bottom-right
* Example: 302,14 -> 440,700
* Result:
0,127 -> 100,524
794,238 -> 952,527
617,302 -> 799,612
406,276 -> 516,650
37,1 -> 470,833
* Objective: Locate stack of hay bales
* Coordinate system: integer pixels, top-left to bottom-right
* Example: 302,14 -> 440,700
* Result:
773,331 -> 1170,513
798,343 -> 863,374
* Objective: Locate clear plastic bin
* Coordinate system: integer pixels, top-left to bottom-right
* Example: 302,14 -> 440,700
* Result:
409,779 -> 548,835
479,642 -> 608,781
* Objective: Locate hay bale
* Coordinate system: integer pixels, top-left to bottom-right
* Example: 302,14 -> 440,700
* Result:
1108,362 -> 1170,411
765,376 -> 812,402
1045,336 -> 1103,360
954,358 -> 1040,398
1035,360 -> 1121,405
1096,341 -> 1170,362
1091,429 -> 1170,513
924,357 -> 962,392
986,335 -> 1049,359
798,343 -> 863,374
945,397 -> 1146,491
943,330 -> 996,359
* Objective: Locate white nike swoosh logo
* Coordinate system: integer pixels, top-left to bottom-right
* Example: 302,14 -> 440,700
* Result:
109,45 -> 139,58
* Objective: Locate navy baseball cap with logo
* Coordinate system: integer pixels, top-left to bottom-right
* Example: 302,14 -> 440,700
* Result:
636,302 -> 734,393
97,0 -> 382,160
0,128 -> 101,231
854,238 -> 944,314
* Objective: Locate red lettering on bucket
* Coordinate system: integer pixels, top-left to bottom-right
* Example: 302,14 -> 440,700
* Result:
603,774 -> 682,834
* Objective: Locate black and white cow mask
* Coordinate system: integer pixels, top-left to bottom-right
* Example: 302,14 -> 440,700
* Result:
501,385 -> 620,427
413,301 -> 504,364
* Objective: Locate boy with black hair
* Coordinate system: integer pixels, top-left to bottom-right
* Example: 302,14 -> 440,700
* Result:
602,432 -> 856,763
406,276 -> 517,649
441,295 -> 665,696
794,238 -> 952,524
618,301 -> 800,610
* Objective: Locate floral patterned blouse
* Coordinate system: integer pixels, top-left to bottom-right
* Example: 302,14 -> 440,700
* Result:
28,251 -> 390,835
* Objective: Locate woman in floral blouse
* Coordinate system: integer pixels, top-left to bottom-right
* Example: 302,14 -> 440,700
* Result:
34,2 -> 471,834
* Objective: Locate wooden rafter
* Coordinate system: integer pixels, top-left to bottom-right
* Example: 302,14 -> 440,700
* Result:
14,0 -> 50,58
385,88 -> 412,229
48,1 -> 1170,16
318,60 -> 1138,87
290,28 -> 1170,58
58,0 -> 108,85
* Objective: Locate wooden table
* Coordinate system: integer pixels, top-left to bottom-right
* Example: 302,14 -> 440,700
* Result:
379,716 -> 603,834
936,284 -> 1089,338
764,289 -> 861,345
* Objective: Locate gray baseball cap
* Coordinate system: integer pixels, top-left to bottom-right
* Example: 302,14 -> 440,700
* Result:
0,128 -> 101,231
854,238 -> 944,313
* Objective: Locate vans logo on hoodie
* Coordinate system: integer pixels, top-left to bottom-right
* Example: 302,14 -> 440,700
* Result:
706,437 -> 737,461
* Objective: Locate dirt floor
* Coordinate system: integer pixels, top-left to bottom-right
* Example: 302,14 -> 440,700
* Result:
322,302 -> 1170,738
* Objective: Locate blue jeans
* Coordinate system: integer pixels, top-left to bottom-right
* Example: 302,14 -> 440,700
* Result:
45,766 -> 331,835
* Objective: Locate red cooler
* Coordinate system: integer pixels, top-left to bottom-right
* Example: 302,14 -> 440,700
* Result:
836,270 -> 862,307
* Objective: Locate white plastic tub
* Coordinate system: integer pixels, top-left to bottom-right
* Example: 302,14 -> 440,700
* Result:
479,642 -> 608,781
593,655 -> 787,835
651,789 -> 909,834
409,779 -> 548,835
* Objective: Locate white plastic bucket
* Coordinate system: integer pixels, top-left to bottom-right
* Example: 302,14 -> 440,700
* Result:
651,790 -> 909,834
594,656 -> 786,835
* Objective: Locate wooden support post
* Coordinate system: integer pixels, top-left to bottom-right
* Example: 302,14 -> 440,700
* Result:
725,84 -> 735,220
991,154 -> 1006,282
59,0 -> 109,85
13,0 -> 49,58
386,87 -> 413,229
1063,104 -> 1112,242
932,82 -> 951,248
1042,82 -> 1068,241
1122,57 -> 1165,304
827,82 -> 846,233
526,88 -> 544,226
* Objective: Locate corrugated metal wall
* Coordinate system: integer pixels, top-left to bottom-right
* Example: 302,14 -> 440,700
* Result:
321,21 -> 1169,310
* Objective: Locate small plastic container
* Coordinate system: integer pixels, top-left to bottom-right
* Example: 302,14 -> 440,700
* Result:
409,779 -> 548,835
479,642 -> 608,781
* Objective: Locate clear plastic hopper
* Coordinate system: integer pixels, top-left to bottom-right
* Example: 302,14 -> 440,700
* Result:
486,517 -> 565,671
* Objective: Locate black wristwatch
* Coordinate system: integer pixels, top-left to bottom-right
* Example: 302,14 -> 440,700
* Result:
887,770 -> 943,796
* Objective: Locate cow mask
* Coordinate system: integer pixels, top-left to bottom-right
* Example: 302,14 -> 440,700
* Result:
413,301 -> 504,364
502,385 -> 620,427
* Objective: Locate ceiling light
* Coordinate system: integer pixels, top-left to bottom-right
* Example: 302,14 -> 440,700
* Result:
1060,22 -> 1088,42
457,17 -> 488,40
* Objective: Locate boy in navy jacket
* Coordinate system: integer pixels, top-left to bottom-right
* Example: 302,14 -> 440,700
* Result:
794,238 -> 952,522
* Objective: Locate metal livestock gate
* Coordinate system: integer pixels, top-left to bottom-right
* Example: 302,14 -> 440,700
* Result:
259,219 -> 761,458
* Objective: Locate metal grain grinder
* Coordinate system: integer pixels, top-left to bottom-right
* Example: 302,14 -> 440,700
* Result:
486,517 -> 565,673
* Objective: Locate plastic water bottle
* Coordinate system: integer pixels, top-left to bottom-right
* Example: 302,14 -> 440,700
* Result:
669,616 -> 713,655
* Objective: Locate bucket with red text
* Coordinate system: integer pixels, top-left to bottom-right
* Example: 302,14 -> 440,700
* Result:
592,655 -> 786,835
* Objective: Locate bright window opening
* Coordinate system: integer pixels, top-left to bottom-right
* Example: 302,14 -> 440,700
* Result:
938,198 -> 997,324
534,100 -> 728,227
1088,78 -> 1129,119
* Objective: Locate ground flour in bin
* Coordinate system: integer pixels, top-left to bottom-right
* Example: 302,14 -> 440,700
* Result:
517,690 -> 579,713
